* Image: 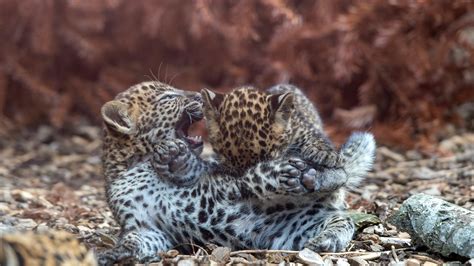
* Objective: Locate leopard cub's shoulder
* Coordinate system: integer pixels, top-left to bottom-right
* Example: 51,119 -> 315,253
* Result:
0,230 -> 96,266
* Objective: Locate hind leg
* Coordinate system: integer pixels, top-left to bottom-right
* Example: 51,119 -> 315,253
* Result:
97,229 -> 172,265
303,211 -> 355,252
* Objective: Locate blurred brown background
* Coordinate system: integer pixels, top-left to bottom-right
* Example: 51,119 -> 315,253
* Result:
1,0 -> 473,150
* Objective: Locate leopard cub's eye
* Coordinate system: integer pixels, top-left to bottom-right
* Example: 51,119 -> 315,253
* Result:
160,94 -> 178,101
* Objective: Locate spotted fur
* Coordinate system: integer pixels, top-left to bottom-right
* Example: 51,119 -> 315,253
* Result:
201,84 -> 376,252
0,230 -> 96,266
97,81 -> 378,264
98,81 -> 335,265
202,84 -> 375,190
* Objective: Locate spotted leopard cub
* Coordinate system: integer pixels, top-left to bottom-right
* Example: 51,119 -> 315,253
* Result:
202,85 -> 375,191
98,81 -> 318,265
0,230 -> 96,266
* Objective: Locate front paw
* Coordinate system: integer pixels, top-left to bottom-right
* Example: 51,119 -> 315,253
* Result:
153,139 -> 198,185
155,139 -> 186,164
304,232 -> 350,252
276,158 -> 316,194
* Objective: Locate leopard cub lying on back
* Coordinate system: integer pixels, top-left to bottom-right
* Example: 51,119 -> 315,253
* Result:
202,84 -> 375,191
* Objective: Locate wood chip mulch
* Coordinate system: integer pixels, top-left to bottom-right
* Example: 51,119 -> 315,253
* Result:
0,123 -> 472,265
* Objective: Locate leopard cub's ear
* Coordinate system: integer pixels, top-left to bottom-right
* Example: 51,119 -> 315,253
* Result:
269,92 -> 294,121
101,100 -> 136,134
201,89 -> 224,111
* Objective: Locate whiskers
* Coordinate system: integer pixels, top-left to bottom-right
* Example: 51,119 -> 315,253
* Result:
145,62 -> 181,86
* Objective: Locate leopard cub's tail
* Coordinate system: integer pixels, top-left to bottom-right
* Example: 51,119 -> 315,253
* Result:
340,132 -> 376,189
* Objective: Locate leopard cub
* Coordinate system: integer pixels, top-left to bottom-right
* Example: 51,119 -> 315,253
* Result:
202,84 -> 374,191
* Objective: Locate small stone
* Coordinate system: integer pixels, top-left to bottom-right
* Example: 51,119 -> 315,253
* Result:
388,262 -> 405,266
34,223 -> 50,233
405,150 -> 422,160
405,259 -> 420,266
35,197 -> 54,208
373,224 -> 385,235
369,243 -> 384,252
397,232 -> 410,239
177,259 -> 197,266
298,248 -> 324,265
324,257 -> 334,266
421,186 -> 441,196
362,226 -> 375,234
11,190 -> 35,202
77,225 -> 93,232
336,258 -> 350,266
411,167 -> 437,180
166,249 -> 179,258
362,224 -> 384,235
15,218 -> 37,230
62,223 -> 79,233
211,247 -> 231,264
0,202 -> 9,212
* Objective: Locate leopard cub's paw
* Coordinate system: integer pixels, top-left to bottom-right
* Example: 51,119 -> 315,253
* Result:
155,139 -> 187,164
304,233 -> 349,253
276,158 -> 314,194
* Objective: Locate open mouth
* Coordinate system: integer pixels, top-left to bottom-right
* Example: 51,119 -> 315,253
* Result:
175,109 -> 204,152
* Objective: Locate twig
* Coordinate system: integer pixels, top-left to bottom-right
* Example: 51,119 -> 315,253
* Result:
229,248 -> 411,257
391,246 -> 399,262
352,252 -> 381,261
194,249 -> 201,258
320,248 -> 412,256
229,249 -> 299,256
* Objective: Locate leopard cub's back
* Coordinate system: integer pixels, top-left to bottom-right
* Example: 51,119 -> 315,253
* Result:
0,230 -> 96,266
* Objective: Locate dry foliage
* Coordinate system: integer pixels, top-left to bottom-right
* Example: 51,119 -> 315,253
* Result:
0,0 -> 473,148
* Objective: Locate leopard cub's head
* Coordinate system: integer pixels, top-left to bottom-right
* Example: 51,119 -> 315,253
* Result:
202,86 -> 294,172
101,81 -> 203,166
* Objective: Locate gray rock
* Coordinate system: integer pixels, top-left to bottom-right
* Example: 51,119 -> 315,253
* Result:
389,194 -> 474,258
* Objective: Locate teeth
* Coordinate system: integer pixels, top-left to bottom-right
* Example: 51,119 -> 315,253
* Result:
187,136 -> 202,141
